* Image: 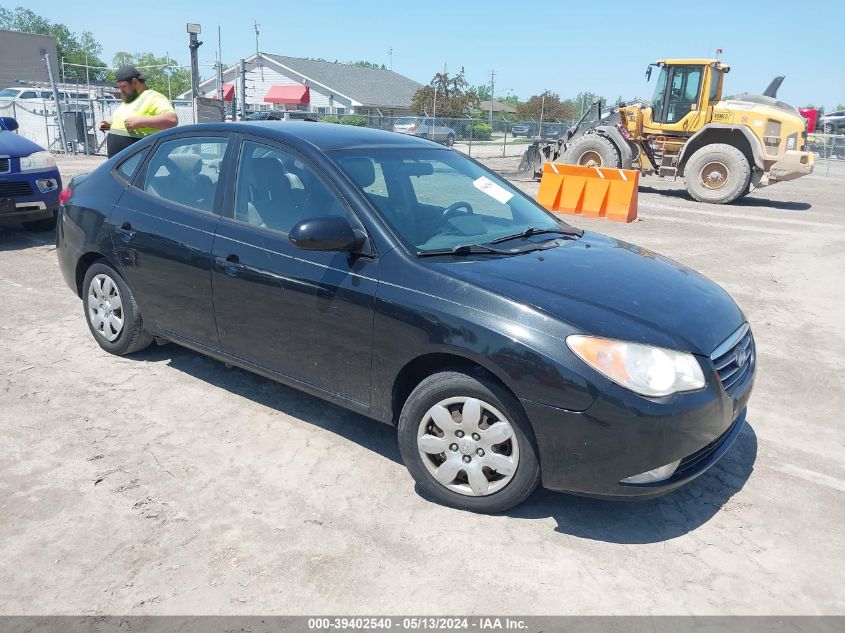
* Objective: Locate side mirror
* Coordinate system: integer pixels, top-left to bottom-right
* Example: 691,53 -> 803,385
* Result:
0,117 -> 20,132
289,216 -> 366,252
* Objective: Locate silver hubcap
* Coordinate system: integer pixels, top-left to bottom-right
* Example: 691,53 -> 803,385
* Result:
417,397 -> 519,497
87,274 -> 124,342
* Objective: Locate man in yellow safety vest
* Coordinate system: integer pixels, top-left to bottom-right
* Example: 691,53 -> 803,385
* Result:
99,65 -> 178,157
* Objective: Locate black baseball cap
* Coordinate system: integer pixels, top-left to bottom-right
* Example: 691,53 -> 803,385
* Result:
115,64 -> 147,83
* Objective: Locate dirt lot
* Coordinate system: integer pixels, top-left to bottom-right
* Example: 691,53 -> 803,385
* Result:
1,153 -> 844,615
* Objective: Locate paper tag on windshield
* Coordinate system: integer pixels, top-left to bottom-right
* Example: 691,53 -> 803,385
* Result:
473,176 -> 513,204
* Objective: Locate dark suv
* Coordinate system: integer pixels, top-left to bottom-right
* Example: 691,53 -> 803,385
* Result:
510,122 -> 536,138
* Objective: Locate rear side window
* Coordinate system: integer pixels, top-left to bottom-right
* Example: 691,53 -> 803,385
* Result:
116,149 -> 149,183
142,137 -> 228,213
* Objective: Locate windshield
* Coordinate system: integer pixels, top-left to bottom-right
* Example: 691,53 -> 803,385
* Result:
395,117 -> 417,125
0,89 -> 21,98
332,148 -> 568,253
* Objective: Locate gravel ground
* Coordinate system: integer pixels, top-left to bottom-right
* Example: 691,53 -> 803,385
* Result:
1,152 -> 844,615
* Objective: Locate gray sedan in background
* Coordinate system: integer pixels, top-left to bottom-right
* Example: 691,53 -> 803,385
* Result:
393,117 -> 456,146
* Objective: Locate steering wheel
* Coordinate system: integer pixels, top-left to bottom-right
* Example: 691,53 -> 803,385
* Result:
440,201 -> 474,221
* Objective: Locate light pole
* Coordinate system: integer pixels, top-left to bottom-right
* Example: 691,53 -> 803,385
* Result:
187,23 -> 202,124
539,90 -> 547,138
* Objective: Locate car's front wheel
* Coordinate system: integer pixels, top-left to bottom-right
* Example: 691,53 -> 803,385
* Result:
398,371 -> 540,513
445,133 -> 455,147
82,261 -> 154,355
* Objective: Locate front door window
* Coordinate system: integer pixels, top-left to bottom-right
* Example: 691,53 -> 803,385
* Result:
652,66 -> 703,125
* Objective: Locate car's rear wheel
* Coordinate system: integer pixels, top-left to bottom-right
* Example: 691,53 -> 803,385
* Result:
398,371 -> 540,513
82,261 -> 154,355
22,211 -> 57,232
445,133 -> 455,147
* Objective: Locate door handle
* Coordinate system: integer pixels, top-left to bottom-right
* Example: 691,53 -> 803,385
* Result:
115,221 -> 136,243
215,254 -> 246,276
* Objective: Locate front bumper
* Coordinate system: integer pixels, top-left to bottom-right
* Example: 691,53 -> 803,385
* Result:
767,149 -> 814,183
524,352 -> 754,498
0,167 -> 61,225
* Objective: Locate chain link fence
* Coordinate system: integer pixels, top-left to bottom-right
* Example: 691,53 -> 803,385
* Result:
5,98 -> 842,180
1,97 -> 193,155
806,132 -> 845,177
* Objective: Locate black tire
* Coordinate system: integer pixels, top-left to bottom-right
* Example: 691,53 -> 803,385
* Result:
398,371 -> 541,513
823,123 -> 834,134
683,143 -> 752,204
445,133 -> 455,147
562,133 -> 621,168
82,261 -> 154,356
22,211 -> 57,232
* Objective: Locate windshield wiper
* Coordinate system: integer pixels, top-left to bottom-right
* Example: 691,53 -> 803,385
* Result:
417,243 -> 524,257
489,225 -> 583,244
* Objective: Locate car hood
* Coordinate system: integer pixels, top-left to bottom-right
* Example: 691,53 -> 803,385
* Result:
434,231 -> 745,356
0,131 -> 44,157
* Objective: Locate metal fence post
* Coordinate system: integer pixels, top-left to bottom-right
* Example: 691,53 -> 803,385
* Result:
45,53 -> 68,153
468,119 -> 473,157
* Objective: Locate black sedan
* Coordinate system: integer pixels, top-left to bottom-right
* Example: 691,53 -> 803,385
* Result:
57,122 -> 755,513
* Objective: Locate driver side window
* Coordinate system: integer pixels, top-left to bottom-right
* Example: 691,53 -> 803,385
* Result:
233,141 -> 347,235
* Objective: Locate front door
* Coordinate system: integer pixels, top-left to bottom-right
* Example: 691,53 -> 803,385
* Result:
111,134 -> 232,348
211,138 -> 378,406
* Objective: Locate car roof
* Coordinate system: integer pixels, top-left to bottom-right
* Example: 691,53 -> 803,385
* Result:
163,121 -> 445,151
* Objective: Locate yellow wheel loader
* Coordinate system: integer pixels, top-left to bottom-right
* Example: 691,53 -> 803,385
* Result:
520,59 -> 814,204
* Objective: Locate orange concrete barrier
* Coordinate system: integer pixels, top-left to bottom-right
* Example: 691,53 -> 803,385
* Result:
536,163 -> 639,223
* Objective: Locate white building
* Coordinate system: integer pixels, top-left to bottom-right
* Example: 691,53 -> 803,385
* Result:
192,53 -> 423,117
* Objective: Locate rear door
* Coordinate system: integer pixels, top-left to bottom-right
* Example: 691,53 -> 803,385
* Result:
111,133 -> 233,348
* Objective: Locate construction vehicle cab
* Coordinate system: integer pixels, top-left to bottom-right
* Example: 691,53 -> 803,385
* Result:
522,58 -> 813,204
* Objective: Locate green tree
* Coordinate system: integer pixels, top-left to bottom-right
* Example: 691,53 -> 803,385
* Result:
475,84 -> 492,101
348,60 -> 388,70
0,5 -> 108,81
573,91 -> 607,115
516,92 -> 574,122
109,52 -> 191,100
411,68 -> 479,117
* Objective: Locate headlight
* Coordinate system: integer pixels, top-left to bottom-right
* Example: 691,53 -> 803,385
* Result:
20,151 -> 56,171
566,335 -> 705,397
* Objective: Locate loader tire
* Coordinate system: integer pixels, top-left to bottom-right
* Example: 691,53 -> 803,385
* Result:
563,134 -> 621,169
684,143 -> 751,204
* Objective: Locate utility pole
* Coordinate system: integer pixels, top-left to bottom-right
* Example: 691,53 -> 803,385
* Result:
489,69 -> 495,125
165,51 -> 172,100
254,21 -> 263,81
388,47 -> 393,71
217,26 -> 224,103
45,54 -> 68,153
187,23 -> 203,124
239,59 -> 247,120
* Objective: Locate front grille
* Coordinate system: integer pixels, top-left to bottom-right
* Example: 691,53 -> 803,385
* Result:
0,181 -> 34,197
711,324 -> 755,395
0,157 -> 10,173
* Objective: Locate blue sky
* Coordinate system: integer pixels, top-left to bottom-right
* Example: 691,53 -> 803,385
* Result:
20,0 -> 845,108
